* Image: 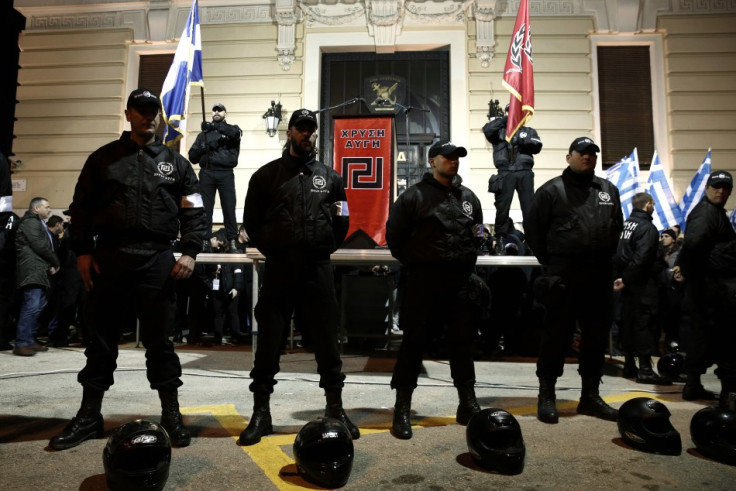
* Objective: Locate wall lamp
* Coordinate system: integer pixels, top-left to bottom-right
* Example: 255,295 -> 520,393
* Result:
263,100 -> 282,137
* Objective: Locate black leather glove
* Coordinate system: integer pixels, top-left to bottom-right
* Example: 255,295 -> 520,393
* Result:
201,121 -> 214,132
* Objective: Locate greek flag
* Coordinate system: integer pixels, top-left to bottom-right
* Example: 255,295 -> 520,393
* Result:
679,149 -> 711,232
730,208 -> 736,231
160,0 -> 203,146
646,151 -> 684,231
606,148 -> 642,220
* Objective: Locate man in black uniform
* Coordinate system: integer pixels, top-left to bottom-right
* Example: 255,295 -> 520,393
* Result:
188,102 -> 242,251
525,137 -> 623,424
677,170 -> 736,407
482,105 -> 542,247
239,108 -> 358,445
385,140 -> 485,439
613,192 -> 669,384
0,152 -> 19,351
49,88 -> 207,450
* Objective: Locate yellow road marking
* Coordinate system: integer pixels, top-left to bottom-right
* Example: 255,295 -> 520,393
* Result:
180,391 -> 678,489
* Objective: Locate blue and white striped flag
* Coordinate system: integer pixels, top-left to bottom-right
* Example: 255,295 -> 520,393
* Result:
161,0 -> 204,146
646,151 -> 684,231
606,148 -> 642,219
678,149 -> 712,232
730,208 -> 736,231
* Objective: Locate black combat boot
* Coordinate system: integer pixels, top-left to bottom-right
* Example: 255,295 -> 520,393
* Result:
636,357 -> 671,385
239,392 -> 272,446
537,378 -> 559,424
159,389 -> 191,447
622,355 -> 638,379
456,386 -> 482,425
682,373 -> 718,401
577,377 -> 618,421
49,387 -> 104,450
325,389 -> 360,440
392,388 -> 413,440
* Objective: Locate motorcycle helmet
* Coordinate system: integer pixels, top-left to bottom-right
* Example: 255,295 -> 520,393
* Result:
103,419 -> 171,491
293,417 -> 354,488
690,406 -> 736,466
466,408 -> 525,475
617,397 -> 681,455
657,352 -> 685,380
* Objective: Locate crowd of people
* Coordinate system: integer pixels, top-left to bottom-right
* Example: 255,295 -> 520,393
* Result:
0,88 -> 733,451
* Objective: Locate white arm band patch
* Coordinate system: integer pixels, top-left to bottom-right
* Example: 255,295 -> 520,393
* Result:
331,201 -> 349,217
0,195 -> 12,213
181,193 -> 204,209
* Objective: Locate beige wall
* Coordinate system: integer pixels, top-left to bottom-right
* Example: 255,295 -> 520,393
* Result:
14,28 -> 132,212
661,13 -> 736,206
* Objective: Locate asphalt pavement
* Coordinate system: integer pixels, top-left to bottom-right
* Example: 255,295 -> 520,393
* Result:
2,342 -> 735,490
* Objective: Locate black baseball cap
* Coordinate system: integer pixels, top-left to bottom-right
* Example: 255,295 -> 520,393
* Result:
707,170 -> 733,188
212,103 -> 226,112
126,88 -> 161,110
569,137 -> 600,154
428,140 -> 468,159
288,109 -> 318,128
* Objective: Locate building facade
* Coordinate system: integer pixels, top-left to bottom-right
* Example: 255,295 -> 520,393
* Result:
11,0 -> 736,221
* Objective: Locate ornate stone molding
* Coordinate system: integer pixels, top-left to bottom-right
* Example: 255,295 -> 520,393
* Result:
275,0 -> 297,71
473,0 -> 497,68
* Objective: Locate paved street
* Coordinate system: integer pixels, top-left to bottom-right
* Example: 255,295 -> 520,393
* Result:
2,343 -> 735,490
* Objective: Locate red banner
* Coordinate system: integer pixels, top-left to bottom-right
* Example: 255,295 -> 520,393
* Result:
333,116 -> 394,247
502,0 -> 535,142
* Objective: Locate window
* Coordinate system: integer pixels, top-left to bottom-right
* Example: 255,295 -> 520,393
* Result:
138,54 -> 176,148
597,46 -> 655,169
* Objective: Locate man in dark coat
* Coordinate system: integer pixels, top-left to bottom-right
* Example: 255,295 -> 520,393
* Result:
677,170 -> 736,407
525,137 -> 623,424
239,108 -> 358,445
613,192 -> 669,384
49,88 -> 207,451
385,140 -> 486,440
483,105 -> 542,248
13,197 -> 60,356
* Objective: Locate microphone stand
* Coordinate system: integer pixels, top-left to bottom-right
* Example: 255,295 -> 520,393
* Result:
388,100 -> 430,185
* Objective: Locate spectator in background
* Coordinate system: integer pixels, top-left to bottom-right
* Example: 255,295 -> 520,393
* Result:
13,197 -> 60,356
613,192 -> 670,384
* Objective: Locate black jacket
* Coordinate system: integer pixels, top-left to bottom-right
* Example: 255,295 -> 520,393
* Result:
15,211 -> 60,289
188,121 -> 242,170
678,197 -> 736,279
243,150 -> 349,258
386,173 -> 483,271
69,132 -> 206,258
482,116 -> 542,171
525,167 -> 623,266
613,208 -> 662,286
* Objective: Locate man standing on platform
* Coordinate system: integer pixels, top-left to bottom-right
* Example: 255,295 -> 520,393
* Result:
189,102 -> 242,251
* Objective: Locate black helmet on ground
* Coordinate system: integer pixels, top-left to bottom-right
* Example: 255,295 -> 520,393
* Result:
103,419 -> 171,491
617,397 -> 681,455
293,417 -> 354,488
657,352 -> 685,380
466,408 -> 525,475
690,406 -> 736,466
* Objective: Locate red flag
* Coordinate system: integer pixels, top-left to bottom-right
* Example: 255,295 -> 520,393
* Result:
502,0 -> 534,142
